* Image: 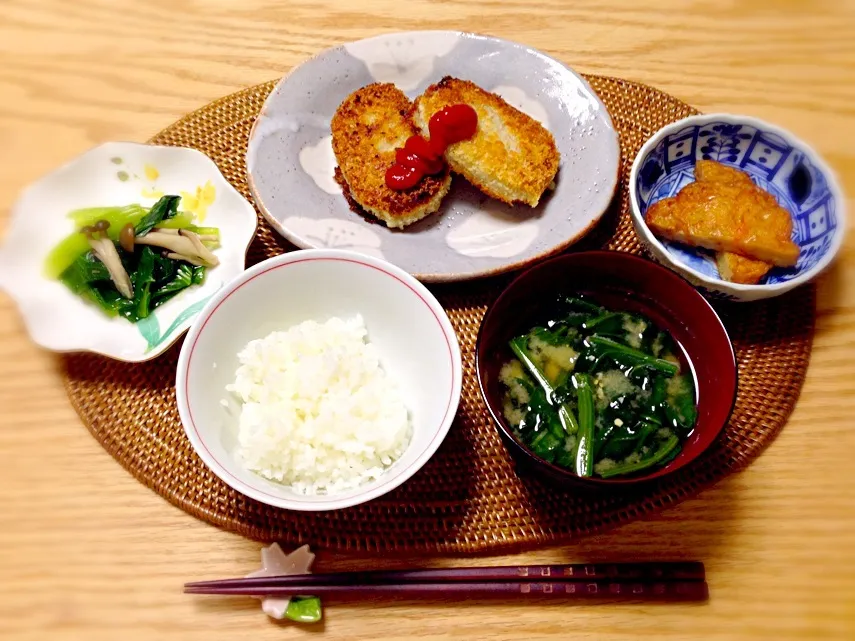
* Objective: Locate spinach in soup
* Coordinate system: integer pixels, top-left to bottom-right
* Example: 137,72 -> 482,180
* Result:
499,295 -> 697,479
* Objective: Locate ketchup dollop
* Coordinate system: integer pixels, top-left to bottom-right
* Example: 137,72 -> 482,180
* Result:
385,104 -> 478,191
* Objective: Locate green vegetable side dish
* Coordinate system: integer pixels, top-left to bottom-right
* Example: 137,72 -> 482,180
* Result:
499,295 -> 698,479
44,195 -> 221,324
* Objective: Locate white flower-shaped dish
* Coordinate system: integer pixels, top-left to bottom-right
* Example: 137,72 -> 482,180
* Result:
0,142 -> 258,362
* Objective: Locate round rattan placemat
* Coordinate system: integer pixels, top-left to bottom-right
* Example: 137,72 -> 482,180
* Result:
61,75 -> 814,553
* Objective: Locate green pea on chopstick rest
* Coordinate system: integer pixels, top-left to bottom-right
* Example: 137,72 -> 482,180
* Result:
246,544 -> 322,624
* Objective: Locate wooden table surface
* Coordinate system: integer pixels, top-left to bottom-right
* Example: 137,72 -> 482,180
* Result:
1,1 -> 854,639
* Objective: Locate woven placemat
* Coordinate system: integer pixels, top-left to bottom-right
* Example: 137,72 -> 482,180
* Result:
61,75 -> 815,553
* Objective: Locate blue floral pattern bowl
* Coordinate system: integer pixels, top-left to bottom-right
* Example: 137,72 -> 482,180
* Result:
629,114 -> 845,301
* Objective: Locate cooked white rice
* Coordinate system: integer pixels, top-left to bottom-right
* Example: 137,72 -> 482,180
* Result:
225,315 -> 411,495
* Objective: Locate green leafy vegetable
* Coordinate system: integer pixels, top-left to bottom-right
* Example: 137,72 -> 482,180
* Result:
192,265 -> 206,285
186,225 -> 219,236
649,376 -> 667,411
657,442 -> 682,467
665,375 -> 699,430
48,194 -> 220,325
59,252 -> 120,317
563,295 -> 603,315
152,264 -> 198,308
573,373 -> 595,477
499,295 -> 697,479
45,206 -> 145,280
185,225 -> 221,249
598,435 -> 681,479
531,428 -> 563,462
129,247 -> 157,321
151,211 -> 194,230
509,337 -> 552,394
61,251 -> 112,285
509,336 -> 578,438
134,195 -> 181,236
582,312 -> 625,334
586,336 -> 680,375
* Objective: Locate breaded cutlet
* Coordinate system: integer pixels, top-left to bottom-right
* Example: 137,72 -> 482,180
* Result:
412,77 -> 560,207
331,83 -> 452,229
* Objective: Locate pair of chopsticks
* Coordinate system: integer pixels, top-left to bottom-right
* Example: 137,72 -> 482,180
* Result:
185,561 -> 708,601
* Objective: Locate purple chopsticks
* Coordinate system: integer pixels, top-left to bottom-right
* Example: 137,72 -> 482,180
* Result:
184,561 -> 708,602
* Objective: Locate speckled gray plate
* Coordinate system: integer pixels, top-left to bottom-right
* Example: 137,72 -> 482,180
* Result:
246,31 -> 620,282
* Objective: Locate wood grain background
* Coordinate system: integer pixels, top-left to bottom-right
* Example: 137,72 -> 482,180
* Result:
1,1 -> 853,639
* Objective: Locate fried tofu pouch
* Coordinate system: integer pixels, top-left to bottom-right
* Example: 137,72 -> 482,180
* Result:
331,83 -> 452,229
716,252 -> 772,285
646,159 -> 799,269
697,161 -> 774,283
412,77 -> 560,207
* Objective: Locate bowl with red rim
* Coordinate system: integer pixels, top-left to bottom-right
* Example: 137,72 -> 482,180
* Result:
175,249 -> 462,511
475,250 -> 737,489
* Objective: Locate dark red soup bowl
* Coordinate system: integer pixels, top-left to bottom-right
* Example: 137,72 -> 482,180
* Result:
475,250 -> 737,489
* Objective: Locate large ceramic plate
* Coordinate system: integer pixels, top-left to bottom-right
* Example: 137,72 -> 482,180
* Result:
246,31 -> 620,282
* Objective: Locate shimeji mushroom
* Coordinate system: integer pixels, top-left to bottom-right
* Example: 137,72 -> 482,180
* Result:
81,221 -> 134,299
134,228 -> 220,267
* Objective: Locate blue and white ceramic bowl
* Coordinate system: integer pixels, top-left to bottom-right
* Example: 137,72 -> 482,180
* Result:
629,114 -> 845,302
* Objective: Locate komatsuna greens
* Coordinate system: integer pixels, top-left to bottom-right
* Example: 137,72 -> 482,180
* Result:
45,195 -> 220,323
500,295 -> 697,479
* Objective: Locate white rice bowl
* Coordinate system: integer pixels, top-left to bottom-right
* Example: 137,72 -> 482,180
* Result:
176,249 -> 462,512
226,315 -> 412,495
